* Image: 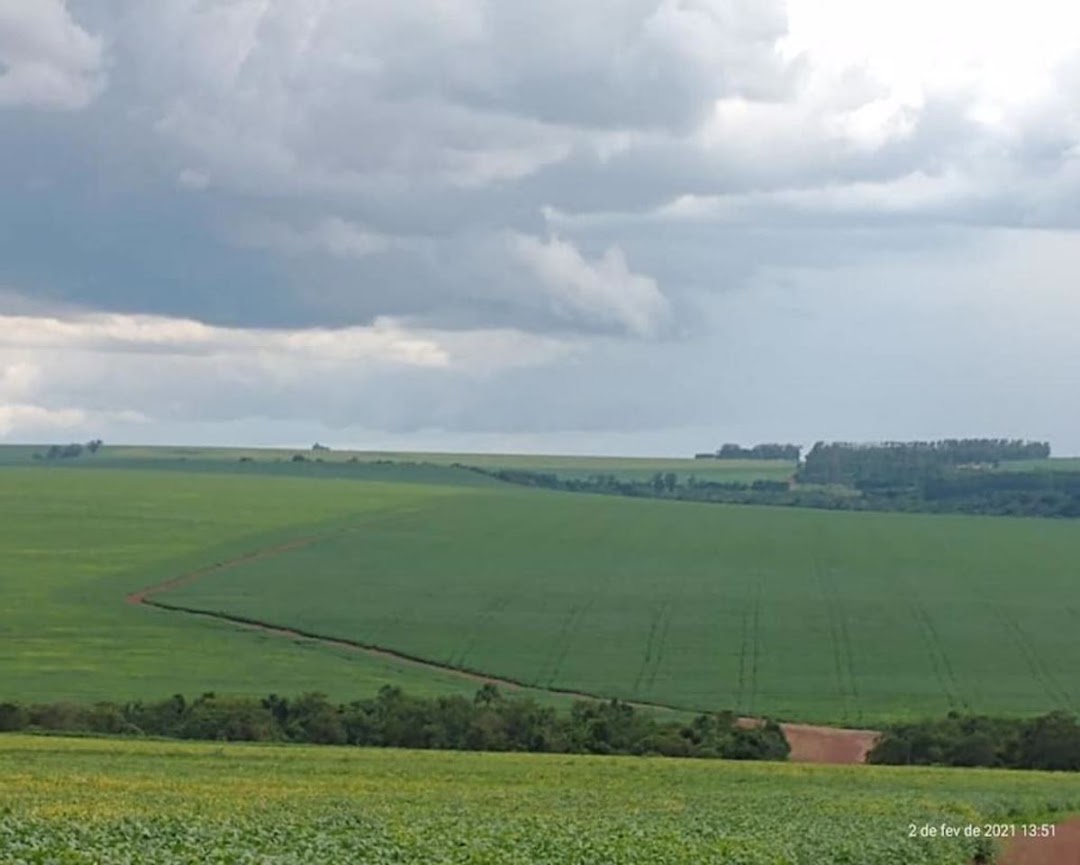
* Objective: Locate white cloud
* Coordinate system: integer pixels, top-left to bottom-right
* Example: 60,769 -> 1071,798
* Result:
0,359 -> 38,399
0,403 -> 83,436
652,169 -> 983,222
0,404 -> 150,438
509,233 -> 670,338
0,308 -> 581,440
0,0 -> 104,109
0,311 -> 452,366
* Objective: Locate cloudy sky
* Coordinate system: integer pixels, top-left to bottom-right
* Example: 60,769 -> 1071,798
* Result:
2,0 -> 1079,455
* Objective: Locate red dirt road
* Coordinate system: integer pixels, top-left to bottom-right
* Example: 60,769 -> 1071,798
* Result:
124,538 -> 318,605
126,536 -> 882,765
996,818 -> 1080,865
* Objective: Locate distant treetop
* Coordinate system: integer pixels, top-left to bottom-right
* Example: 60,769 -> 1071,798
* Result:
797,438 -> 1051,486
40,439 -> 103,460
696,443 -> 800,461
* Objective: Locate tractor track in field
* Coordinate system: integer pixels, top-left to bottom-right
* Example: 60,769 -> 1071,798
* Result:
126,535 -> 881,764
747,577 -> 762,717
814,561 -> 861,725
645,597 -> 673,691
450,594 -> 513,669
993,604 -> 1071,712
632,590 -> 675,697
631,602 -> 664,696
734,578 -> 763,716
907,591 -> 967,712
991,603 -> 1075,711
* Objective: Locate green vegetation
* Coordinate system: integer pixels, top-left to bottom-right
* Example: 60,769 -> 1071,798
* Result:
482,438 -> 1080,519
164,483 -> 1080,724
4,446 -> 1080,726
0,465 -> 521,704
0,443 -> 796,484
0,686 -> 789,759
698,442 -> 802,461
870,711 -> 1080,770
998,457 -> 1080,473
797,439 -> 1052,487
5,734 -> 1080,863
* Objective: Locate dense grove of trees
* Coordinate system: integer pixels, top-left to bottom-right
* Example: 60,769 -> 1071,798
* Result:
695,443 -> 800,461
466,436 -> 1080,519
35,439 -> 104,460
797,439 -> 1050,486
869,712 -> 1080,771
917,471 -> 1080,517
464,468 -> 792,500
470,465 -> 1080,519
0,687 -> 790,761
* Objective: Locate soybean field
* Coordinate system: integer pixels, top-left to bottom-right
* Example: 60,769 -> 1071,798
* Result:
3,448 -> 1080,723
3,734 -> 1078,864
164,483 -> 1080,724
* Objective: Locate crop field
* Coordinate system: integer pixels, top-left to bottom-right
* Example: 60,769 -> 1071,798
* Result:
0,465 -> 527,704
3,734 -> 1078,864
0,443 -> 795,484
163,484 -> 1080,724
995,457 -> 1080,473
3,450 -> 1079,723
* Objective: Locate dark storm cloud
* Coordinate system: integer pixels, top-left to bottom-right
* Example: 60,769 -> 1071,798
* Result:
3,1 -> 1080,448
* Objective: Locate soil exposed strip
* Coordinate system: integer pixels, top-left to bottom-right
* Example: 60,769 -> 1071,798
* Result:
126,536 -> 881,764
125,538 -> 319,605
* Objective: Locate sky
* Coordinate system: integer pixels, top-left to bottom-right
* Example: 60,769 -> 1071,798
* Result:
1,0 -> 1078,456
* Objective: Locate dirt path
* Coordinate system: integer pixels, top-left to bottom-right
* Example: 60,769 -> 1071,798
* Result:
995,818 -> 1080,865
125,537 -> 319,605
126,537 -> 880,764
779,723 -> 879,764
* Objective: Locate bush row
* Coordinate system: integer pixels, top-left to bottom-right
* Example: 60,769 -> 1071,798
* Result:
869,711 -> 1080,771
0,685 -> 790,760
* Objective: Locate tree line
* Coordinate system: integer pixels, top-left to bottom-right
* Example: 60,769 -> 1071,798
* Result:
869,711 -> 1080,771
34,439 -> 104,460
797,439 -> 1050,487
0,686 -> 790,761
469,465 -> 1080,519
695,443 -> 801,461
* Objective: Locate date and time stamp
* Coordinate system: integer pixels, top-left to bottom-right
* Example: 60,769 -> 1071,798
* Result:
908,822 -> 1057,840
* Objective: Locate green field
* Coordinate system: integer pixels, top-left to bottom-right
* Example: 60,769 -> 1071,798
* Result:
165,485 -> 1080,723
0,443 -> 795,484
3,453 -> 1079,725
995,457 -> 1080,473
3,734 -> 1077,864
0,465 -> 529,704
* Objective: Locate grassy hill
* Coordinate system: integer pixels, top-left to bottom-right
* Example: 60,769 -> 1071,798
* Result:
0,465 -> 514,703
164,483 -> 1080,724
3,448 -> 1078,725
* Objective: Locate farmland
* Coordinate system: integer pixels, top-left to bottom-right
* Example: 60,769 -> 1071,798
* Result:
165,484 -> 1080,723
3,451 -> 1080,724
0,464 -> 517,704
3,734 -> 1079,864
1,443 -> 795,484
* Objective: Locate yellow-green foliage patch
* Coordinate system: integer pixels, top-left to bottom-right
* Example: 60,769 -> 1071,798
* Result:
2,735 -> 1078,864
